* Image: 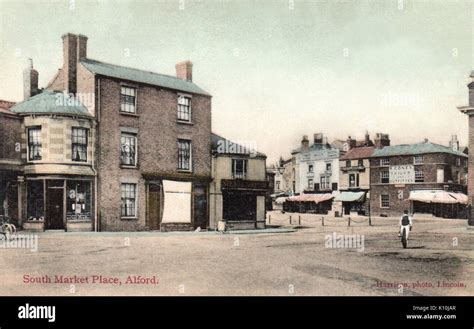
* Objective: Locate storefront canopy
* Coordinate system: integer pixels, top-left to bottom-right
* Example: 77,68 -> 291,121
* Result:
334,191 -> 365,202
287,193 -> 333,204
275,196 -> 288,204
409,190 -> 468,205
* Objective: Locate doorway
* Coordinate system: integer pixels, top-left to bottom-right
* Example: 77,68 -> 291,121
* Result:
46,187 -> 64,229
148,184 -> 161,230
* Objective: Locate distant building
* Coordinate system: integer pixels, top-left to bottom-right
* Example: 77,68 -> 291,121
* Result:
292,133 -> 340,194
458,71 -> 474,225
268,157 -> 293,194
369,140 -> 468,218
210,134 -> 268,230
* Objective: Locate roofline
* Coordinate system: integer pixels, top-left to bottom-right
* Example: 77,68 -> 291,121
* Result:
370,151 -> 467,158
14,112 -> 94,119
81,59 -> 212,97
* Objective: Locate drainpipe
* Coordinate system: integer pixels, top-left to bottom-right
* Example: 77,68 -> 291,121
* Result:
93,77 -> 101,232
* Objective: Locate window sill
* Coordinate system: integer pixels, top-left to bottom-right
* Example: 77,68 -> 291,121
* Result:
177,120 -> 193,125
121,217 -> 138,221
120,165 -> 139,170
177,169 -> 193,173
119,111 -> 139,118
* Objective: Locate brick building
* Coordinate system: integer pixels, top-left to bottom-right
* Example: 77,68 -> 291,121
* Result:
458,71 -> 474,225
53,33 -> 213,231
2,33 -> 213,232
369,140 -> 468,218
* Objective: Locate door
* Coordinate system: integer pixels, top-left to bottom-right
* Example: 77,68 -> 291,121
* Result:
148,184 -> 161,230
47,188 -> 64,229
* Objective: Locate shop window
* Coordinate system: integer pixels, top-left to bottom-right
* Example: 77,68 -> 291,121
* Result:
72,127 -> 88,162
380,194 -> 390,208
27,180 -> 44,220
28,127 -> 42,161
66,181 -> 91,221
232,159 -> 247,179
121,183 -> 137,218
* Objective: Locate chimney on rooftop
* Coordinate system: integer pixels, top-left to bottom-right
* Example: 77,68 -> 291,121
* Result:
175,61 -> 193,81
346,136 -> 356,150
62,33 -> 88,94
314,133 -> 323,145
23,58 -> 39,100
374,133 -> 390,149
301,135 -> 309,149
364,131 -> 370,146
449,135 -> 460,151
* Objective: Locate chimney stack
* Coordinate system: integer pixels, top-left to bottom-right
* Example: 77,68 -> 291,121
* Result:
364,131 -> 370,146
374,133 -> 390,149
313,133 -> 323,145
175,61 -> 193,81
346,136 -> 356,150
61,33 -> 88,94
77,34 -> 88,60
23,58 -> 39,100
301,135 -> 309,149
449,135 -> 460,151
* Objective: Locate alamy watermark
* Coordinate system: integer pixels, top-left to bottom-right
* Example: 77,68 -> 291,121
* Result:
0,234 -> 38,252
215,139 -> 258,157
325,232 -> 365,252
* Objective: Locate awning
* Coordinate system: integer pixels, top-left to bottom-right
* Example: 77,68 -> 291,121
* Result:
334,191 -> 365,202
448,192 -> 468,205
275,196 -> 288,204
409,190 -> 467,205
287,193 -> 333,204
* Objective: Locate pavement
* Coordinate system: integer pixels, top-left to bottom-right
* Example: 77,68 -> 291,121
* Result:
0,211 -> 472,296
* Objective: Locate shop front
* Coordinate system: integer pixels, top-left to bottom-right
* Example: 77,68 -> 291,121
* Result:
409,190 -> 468,219
24,177 -> 94,231
220,179 -> 268,230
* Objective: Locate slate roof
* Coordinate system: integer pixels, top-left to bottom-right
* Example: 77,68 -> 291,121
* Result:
80,58 -> 210,96
211,133 -> 266,158
10,91 -> 91,117
340,146 -> 375,160
371,142 -> 467,158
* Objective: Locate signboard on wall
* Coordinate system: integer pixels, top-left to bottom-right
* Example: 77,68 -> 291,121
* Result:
389,165 -> 415,184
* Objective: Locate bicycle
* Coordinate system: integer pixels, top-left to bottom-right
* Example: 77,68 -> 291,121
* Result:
400,226 -> 407,248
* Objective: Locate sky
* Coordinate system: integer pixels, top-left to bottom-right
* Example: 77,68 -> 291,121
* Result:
0,0 -> 473,164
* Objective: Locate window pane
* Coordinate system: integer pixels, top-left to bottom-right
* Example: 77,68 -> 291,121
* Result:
120,87 -> 137,113
178,140 -> 191,170
121,183 -> 137,217
177,96 -> 191,122
121,133 -> 137,166
28,127 -> 42,161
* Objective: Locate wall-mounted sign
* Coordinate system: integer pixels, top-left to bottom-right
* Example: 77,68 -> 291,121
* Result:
389,165 -> 415,184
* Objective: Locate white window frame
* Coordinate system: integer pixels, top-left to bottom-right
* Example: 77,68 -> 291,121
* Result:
380,194 -> 390,208
120,86 -> 137,114
380,170 -> 390,184
178,139 -> 192,171
232,158 -> 247,179
380,158 -> 390,166
121,183 -> 137,218
177,94 -> 192,123
27,126 -> 42,161
120,132 -> 138,167
414,155 -> 424,165
415,170 -> 424,183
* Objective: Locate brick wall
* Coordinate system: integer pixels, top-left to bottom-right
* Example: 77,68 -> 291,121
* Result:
95,77 -> 212,231
370,153 -> 467,217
